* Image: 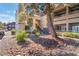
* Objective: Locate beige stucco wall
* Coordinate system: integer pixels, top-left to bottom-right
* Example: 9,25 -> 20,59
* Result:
40,15 -> 48,29
32,15 -> 48,30
18,23 -> 25,30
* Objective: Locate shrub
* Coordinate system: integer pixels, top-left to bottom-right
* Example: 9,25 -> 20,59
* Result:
62,32 -> 72,37
32,30 -> 37,34
73,33 -> 79,38
16,30 -> 27,42
57,32 -> 63,36
35,32 -> 41,37
26,33 -> 29,38
62,32 -> 79,38
11,29 -> 16,35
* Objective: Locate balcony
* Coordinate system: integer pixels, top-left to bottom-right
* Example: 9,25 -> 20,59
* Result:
54,14 -> 66,22
68,12 -> 79,19
54,12 -> 79,22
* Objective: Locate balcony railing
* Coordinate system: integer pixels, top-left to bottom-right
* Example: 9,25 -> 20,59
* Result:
54,14 -> 66,22
54,12 -> 79,22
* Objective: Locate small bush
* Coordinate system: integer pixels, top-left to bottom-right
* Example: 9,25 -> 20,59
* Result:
11,29 -> 16,35
57,32 -> 63,36
73,33 -> 79,38
16,30 -> 27,42
35,32 -> 41,37
32,30 -> 37,34
63,32 -> 74,37
26,33 -> 29,38
62,32 -> 79,38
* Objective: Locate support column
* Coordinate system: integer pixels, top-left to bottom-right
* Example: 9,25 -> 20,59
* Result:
66,5 -> 69,32
66,23 -> 69,32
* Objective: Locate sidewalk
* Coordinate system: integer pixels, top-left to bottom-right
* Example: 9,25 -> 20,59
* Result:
0,31 -> 18,55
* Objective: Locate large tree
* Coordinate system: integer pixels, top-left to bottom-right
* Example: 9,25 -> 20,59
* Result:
45,3 -> 58,38
25,4 -> 36,30
31,3 -> 58,38
17,3 -> 26,30
25,3 -> 67,44
32,3 -> 65,45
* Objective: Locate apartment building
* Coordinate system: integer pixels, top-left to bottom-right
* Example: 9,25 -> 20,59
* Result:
53,4 -> 79,32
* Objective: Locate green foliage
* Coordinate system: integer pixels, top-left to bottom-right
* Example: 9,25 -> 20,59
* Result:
26,33 -> 29,38
11,29 -> 16,35
35,31 -> 41,37
73,33 -> 79,38
0,22 -> 4,29
62,32 -> 79,38
62,32 -> 73,37
32,30 -> 37,34
57,32 -> 63,36
16,30 -> 29,42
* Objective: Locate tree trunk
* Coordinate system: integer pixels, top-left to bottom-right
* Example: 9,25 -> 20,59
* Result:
46,4 -> 65,46
46,3 -> 58,38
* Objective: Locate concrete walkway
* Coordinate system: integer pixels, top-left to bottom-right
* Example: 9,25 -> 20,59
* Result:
0,31 -> 18,55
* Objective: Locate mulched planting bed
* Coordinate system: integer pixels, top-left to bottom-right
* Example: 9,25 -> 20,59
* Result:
7,43 -> 78,56
7,39 -> 55,56
6,38 -> 79,56
0,34 -> 79,56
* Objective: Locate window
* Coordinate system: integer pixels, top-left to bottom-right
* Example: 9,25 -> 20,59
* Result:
55,25 -> 66,32
61,25 -> 66,32
72,25 -> 79,32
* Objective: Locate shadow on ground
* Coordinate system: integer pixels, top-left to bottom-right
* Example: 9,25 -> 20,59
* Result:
29,35 -> 58,48
62,38 -> 79,47
17,41 -> 31,48
29,34 -> 79,48
0,35 -> 4,39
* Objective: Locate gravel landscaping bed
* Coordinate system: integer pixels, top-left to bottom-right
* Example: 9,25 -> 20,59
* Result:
0,34 -> 79,56
6,43 -> 79,56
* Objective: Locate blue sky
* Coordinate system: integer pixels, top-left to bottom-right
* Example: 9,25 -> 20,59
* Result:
0,3 -> 18,24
